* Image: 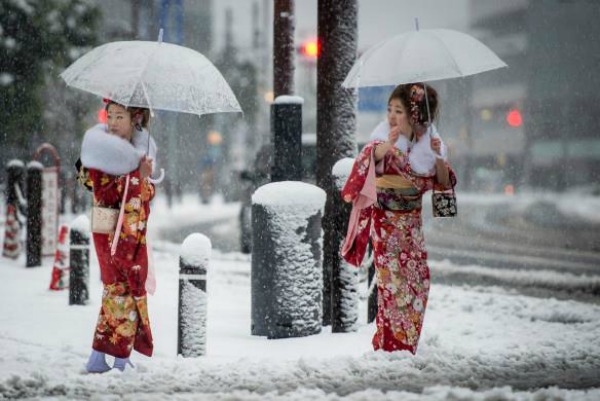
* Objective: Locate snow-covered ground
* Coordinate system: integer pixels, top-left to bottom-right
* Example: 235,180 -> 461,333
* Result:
0,192 -> 599,400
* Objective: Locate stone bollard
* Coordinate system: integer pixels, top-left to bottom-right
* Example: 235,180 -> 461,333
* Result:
331,158 -> 360,332
69,215 -> 90,305
26,161 -> 43,267
2,160 -> 25,259
178,233 -> 211,357
251,181 -> 326,339
271,96 -> 303,182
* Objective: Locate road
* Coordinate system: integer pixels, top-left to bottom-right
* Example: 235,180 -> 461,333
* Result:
159,196 -> 600,303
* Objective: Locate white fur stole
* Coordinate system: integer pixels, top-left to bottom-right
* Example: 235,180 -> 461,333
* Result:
80,124 -> 157,176
369,120 -> 447,175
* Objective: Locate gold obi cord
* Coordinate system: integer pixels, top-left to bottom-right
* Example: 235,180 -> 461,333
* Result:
376,175 -> 415,189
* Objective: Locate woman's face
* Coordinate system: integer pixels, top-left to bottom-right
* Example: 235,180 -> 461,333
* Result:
387,98 -> 412,137
107,103 -> 133,141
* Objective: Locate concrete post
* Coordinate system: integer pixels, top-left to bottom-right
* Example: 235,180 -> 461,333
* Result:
251,181 -> 326,339
69,215 -> 90,305
178,233 -> 211,357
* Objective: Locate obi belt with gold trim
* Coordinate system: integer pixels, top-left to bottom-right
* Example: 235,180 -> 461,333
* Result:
375,174 -> 421,211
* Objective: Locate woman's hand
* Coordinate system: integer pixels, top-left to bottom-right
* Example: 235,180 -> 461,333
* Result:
343,194 -> 353,203
140,156 -> 153,179
388,125 -> 401,145
430,136 -> 442,156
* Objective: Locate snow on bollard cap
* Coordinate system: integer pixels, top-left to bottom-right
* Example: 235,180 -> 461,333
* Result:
26,161 -> 44,170
70,215 -> 90,236
252,181 -> 326,213
7,159 -> 25,168
181,233 -> 212,268
332,158 -> 355,189
273,95 -> 304,105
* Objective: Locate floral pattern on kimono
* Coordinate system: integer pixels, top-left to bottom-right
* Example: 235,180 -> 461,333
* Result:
342,141 -> 456,354
88,167 -> 155,358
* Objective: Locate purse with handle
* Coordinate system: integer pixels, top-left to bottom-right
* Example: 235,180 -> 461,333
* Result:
432,188 -> 457,218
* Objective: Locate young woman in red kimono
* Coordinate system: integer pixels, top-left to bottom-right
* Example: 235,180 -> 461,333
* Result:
342,83 -> 456,354
80,101 -> 157,372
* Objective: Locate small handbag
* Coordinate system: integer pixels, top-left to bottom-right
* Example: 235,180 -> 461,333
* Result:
432,188 -> 457,218
91,206 -> 119,234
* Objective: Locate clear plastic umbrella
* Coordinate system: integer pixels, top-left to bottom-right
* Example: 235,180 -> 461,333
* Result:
342,26 -> 507,88
60,33 -> 242,117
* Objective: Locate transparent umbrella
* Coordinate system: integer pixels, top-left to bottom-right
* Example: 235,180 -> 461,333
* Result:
342,25 -> 507,88
60,33 -> 242,117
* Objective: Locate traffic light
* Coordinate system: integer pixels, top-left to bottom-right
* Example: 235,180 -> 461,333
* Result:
298,39 -> 320,59
506,109 -> 522,128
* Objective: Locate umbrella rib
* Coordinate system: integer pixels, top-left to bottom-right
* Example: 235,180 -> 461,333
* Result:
126,42 -> 162,108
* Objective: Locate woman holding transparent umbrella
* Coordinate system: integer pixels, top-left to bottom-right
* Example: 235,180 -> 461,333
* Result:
341,83 -> 456,354
78,100 -> 158,372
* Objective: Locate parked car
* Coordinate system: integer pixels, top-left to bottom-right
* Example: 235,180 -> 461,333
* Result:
238,134 -> 318,253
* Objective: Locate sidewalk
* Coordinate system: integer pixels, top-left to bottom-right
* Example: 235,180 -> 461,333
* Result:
0,193 -> 599,399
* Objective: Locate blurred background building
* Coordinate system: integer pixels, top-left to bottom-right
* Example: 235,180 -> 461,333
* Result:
465,0 -> 600,192
2,0 -> 598,198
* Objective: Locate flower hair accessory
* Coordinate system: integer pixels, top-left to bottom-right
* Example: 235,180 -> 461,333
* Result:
409,84 -> 427,126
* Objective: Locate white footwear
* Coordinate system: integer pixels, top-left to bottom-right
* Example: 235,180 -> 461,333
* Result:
85,350 -> 111,373
113,357 -> 134,372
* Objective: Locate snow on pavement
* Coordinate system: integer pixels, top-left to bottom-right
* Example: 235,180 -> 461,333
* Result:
0,193 -> 599,400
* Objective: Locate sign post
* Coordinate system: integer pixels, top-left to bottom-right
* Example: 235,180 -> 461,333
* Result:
33,144 -> 61,257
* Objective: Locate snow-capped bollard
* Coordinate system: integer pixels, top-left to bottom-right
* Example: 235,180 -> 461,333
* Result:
69,215 -> 90,305
271,96 -> 303,182
26,161 -> 43,267
178,233 -> 211,357
331,158 -> 360,333
251,181 -> 326,339
2,160 -> 25,259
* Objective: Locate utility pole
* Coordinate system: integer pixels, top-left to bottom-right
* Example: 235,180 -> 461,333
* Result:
316,0 -> 358,327
131,0 -> 139,39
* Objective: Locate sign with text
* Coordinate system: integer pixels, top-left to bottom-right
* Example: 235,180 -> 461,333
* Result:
41,167 -> 59,256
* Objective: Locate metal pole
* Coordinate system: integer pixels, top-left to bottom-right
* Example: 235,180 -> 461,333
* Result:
273,0 -> 295,97
271,97 -> 303,182
26,162 -> 43,267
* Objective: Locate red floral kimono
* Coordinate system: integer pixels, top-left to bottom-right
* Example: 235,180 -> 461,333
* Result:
342,141 -> 455,354
87,168 -> 155,358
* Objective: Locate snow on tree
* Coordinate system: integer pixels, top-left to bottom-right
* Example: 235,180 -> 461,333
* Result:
316,0 -> 358,326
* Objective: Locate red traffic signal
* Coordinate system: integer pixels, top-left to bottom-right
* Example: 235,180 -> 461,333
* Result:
506,109 -> 522,128
299,39 -> 320,58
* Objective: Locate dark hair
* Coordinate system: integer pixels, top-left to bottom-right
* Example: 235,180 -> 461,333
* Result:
105,101 -> 151,129
388,83 -> 439,126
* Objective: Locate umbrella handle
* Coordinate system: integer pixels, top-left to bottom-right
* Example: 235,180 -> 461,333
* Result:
148,168 -> 165,184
